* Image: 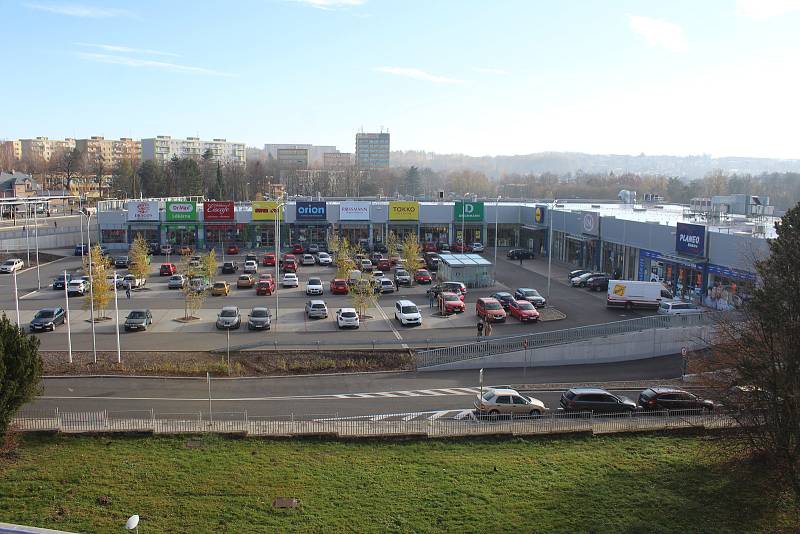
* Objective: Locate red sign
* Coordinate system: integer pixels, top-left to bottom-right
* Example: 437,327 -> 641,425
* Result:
204,201 -> 234,221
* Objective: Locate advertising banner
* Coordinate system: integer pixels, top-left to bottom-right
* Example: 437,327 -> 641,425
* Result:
454,201 -> 484,222
252,201 -> 283,221
203,201 -> 234,221
339,201 -> 371,221
534,206 -> 547,224
676,222 -> 706,257
296,201 -> 327,221
389,201 -> 419,221
165,201 -> 197,222
581,211 -> 599,236
126,201 -> 159,222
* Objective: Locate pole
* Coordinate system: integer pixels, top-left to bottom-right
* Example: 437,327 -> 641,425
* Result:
226,328 -> 231,370
33,201 -> 40,290
274,207 -> 281,329
493,197 -> 499,283
25,203 -> 30,265
479,368 -> 484,400
114,270 -> 121,364
461,199 -> 465,254
64,269 -> 73,364
546,199 -> 556,299
86,213 -> 97,363
207,372 -> 213,423
12,268 -> 20,327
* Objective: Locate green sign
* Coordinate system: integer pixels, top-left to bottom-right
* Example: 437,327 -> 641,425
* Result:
454,201 -> 484,222
165,201 -> 197,222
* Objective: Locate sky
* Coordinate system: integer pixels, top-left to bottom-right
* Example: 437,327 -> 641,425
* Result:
2,0 -> 800,159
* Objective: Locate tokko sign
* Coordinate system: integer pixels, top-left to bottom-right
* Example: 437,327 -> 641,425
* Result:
454,201 -> 484,222
126,201 -> 159,222
339,201 -> 370,221
676,222 -> 706,257
165,201 -> 197,222
203,201 -> 234,221
295,201 -> 327,221
388,201 -> 419,221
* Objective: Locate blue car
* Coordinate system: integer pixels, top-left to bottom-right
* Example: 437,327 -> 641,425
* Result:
74,244 -> 88,256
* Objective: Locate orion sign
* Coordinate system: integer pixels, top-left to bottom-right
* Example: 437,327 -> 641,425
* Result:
295,201 -> 327,221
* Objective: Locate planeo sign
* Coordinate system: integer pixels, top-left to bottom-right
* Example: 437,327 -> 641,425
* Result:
165,201 -> 197,222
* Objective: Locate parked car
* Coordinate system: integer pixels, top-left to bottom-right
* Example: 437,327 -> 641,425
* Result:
221,261 -> 239,274
507,299 -> 540,322
378,277 -> 396,293
438,292 -> 465,313
168,275 -> 187,289
244,253 -> 257,263
282,273 -> 299,288
451,241 -> 472,253
247,307 -> 272,330
424,252 -> 440,271
474,387 -> 548,417
427,282 -> 466,299
330,278 -> 349,294
490,291 -> 515,310
394,300 -> 423,326
67,279 -> 87,296
347,269 -> 363,286
305,299 -> 329,319
568,269 -> 589,282
570,271 -> 607,288
226,244 -> 240,255
514,287 -> 546,307
189,256 -> 201,269
607,280 -> 673,310
476,297 -> 506,322
307,243 -> 320,254
30,307 -> 66,332
52,273 -> 72,290
291,243 -> 304,254
113,255 -> 129,268
177,245 -> 192,256
414,269 -> 432,284
560,387 -> 637,413
282,258 -> 298,273
263,252 -> 276,266
99,245 -> 110,256
471,242 -> 485,252
124,309 -> 153,332
373,243 -> 388,253
243,260 -> 258,274
301,254 -> 315,266
657,301 -> 705,315
394,269 -> 412,287
255,278 -> 275,296
107,273 -> 125,288
74,244 -> 88,256
376,258 -> 391,271
236,274 -> 254,289
586,275 -> 610,292
507,248 -> 535,260
423,242 -> 437,253
370,252 -> 384,264
160,244 -> 173,255
215,306 -> 241,329
212,281 -> 231,296
122,274 -> 146,289
305,277 -> 324,295
437,242 -> 450,252
638,387 -> 715,412
189,276 -> 211,293
372,270 -> 385,279
148,241 -> 161,255
0,258 -> 24,273
316,252 -> 333,266
159,263 -> 177,276
360,259 -> 373,272
336,307 -> 360,329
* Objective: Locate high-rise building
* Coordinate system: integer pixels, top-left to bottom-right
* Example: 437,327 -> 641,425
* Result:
141,136 -> 245,166
265,144 -> 336,166
74,136 -> 141,169
355,132 -> 390,171
276,148 -> 309,169
20,137 -> 76,162
323,152 -> 354,169
1,140 -> 22,161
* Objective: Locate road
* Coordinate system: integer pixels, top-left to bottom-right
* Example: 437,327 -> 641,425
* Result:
25,354 -> 682,418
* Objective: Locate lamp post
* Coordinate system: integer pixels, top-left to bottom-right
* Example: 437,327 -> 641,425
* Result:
492,196 -> 501,283
546,199 -> 560,300
64,269 -> 73,364
12,268 -> 19,328
274,202 -> 286,331
33,200 -> 41,290
461,193 -> 467,254
24,202 -> 30,265
82,210 -> 97,363
113,270 -> 121,364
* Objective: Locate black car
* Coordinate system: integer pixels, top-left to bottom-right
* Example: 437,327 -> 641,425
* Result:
560,387 -> 638,413
507,249 -> 535,260
52,274 -> 72,290
585,275 -> 610,292
148,241 -> 161,255
638,387 -> 715,412
373,243 -> 388,253
221,261 -> 239,274
437,242 -> 450,252
114,256 -> 130,268
514,287 -> 546,307
490,291 -> 515,310
30,307 -> 66,332
424,252 -> 440,271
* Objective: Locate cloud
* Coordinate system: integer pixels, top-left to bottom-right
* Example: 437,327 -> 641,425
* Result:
75,43 -> 180,57
375,66 -> 464,84
627,14 -> 689,52
289,0 -> 366,9
24,2 -> 134,18
76,53 -> 235,77
736,0 -> 800,19
472,67 -> 508,75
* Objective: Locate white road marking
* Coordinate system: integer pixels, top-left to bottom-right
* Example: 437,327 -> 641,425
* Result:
436,388 -> 469,395
428,410 -> 450,420
373,301 -> 406,345
402,412 -> 426,421
455,409 -> 474,420
370,414 -> 394,421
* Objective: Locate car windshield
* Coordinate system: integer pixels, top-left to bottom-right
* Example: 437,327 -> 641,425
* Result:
251,309 -> 269,318
417,270 -> 429,276
401,306 -> 418,314
517,301 -> 534,310
128,311 -> 146,319
396,270 -> 408,277
285,274 -> 296,279
482,391 -> 496,401
311,303 -> 326,309
239,276 -> 249,280
171,276 -> 182,280
484,301 -> 502,310
220,309 -> 237,317
319,253 -> 329,257
341,311 -> 357,318
2,260 -> 14,266
35,310 -> 54,318
495,293 -> 510,299
444,294 -> 459,302
521,289 -> 534,296
214,282 -> 226,288
308,278 -> 321,285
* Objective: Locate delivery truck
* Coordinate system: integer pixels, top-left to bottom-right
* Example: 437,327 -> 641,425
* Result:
606,280 -> 673,309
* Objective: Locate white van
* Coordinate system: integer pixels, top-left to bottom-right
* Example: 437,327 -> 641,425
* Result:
606,280 -> 672,310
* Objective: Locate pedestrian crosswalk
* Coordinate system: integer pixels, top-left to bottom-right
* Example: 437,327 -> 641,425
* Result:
331,387 -> 481,399
317,409 -> 477,422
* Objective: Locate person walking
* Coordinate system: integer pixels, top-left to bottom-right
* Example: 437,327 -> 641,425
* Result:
519,255 -> 523,266
477,319 -> 484,338
484,320 -> 493,337
125,280 -> 131,299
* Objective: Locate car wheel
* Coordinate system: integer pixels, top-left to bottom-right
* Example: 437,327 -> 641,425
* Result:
488,409 -> 500,417
529,409 -> 541,417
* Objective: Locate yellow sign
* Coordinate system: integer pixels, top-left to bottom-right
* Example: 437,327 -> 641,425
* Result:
251,201 -> 282,221
612,283 -> 626,297
389,201 -> 419,221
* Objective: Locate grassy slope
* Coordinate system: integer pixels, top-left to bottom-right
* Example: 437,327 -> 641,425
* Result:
0,433 -> 797,533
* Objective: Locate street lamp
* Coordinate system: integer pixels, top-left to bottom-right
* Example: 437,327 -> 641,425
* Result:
461,193 -> 468,255
63,268 -> 73,364
273,202 -> 286,331
546,199 -> 562,300
492,196 -> 501,283
113,270 -> 121,364
81,209 -> 97,363
32,200 -> 41,289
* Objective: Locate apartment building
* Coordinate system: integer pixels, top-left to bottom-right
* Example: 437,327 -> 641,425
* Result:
323,152 -> 354,169
265,144 -> 336,166
20,137 -> 76,162
276,148 -> 309,169
1,140 -> 22,161
141,136 -> 246,166
355,132 -> 390,171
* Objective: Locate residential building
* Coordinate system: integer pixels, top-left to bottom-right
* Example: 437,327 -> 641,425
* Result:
20,137 -> 76,163
1,140 -> 22,161
323,152 -> 353,169
141,136 -> 245,166
276,147 -> 309,169
265,144 -> 336,166
355,132 -> 390,171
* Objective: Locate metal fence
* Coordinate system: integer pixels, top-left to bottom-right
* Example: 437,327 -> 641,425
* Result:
13,408 -> 735,438
415,313 -> 715,368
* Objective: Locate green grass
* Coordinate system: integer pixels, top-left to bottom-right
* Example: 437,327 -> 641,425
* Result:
0,433 -> 796,533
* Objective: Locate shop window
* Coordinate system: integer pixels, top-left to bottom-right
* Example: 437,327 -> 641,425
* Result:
101,229 -> 126,243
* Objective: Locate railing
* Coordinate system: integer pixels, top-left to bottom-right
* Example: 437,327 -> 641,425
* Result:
415,313 -> 716,368
13,408 -> 735,438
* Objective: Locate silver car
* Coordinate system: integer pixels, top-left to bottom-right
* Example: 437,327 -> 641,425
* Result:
657,301 -> 705,315
168,274 -> 186,289
247,307 -> 272,330
305,300 -> 329,319
215,306 -> 241,329
474,388 -> 549,417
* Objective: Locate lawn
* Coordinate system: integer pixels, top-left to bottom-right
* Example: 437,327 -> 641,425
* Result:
0,433 -> 797,533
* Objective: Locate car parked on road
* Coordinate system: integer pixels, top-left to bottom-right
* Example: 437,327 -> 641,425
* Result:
437,292 -> 466,313
255,276 -> 276,295
336,307 -> 360,329
237,274 -> 255,289
168,274 -> 187,289
507,248 -> 535,260
52,273 -> 72,290
657,301 -> 705,315
177,245 -> 192,256
74,244 -> 88,256
414,269 -> 432,284
30,307 -> 66,332
189,276 -> 210,293
474,388 -> 548,417
378,277 -> 396,293
568,269 -> 589,282
359,258 -> 373,272
262,252 -> 276,266
476,297 -> 507,322
215,306 -> 241,329
122,274 -> 146,289
586,275 -> 610,292
211,281 -> 230,296
282,258 -> 298,273
67,279 -> 87,296
638,387 -> 715,412
159,263 -> 177,276
305,300 -> 329,319
291,243 -> 304,254
124,309 -> 153,332
282,273 -> 299,288
471,242 -> 485,252
247,307 -> 272,330
570,271 -> 608,288
560,387 -> 637,413
514,287 -> 546,307
301,254 -> 315,266
490,292 -> 515,310
160,244 -> 173,255
305,277 -> 324,296
226,244 -> 240,255
307,243 -> 320,254
427,282 -> 466,299
395,300 -> 423,326
507,299 -> 540,322
107,273 -> 125,288
0,258 -> 24,273
394,269 -> 412,287
316,252 -> 332,266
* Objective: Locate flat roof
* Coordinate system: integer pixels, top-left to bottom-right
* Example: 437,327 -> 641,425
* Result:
438,253 -> 492,266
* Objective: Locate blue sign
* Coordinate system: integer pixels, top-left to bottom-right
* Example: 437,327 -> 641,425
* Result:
675,222 -> 706,257
296,201 -> 327,221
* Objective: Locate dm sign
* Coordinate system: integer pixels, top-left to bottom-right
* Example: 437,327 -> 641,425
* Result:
454,201 -> 484,222
676,222 -> 706,257
165,201 -> 197,222
296,201 -> 327,221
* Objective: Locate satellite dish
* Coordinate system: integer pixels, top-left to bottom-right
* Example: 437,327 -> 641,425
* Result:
126,515 -> 140,530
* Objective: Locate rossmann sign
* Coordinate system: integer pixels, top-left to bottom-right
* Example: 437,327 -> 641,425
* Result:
676,222 -> 706,257
203,201 -> 234,221
296,201 -> 327,221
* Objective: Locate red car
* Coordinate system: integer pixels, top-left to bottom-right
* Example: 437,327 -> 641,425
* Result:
451,242 -> 473,253
377,259 -> 391,271
291,243 -> 304,254
255,278 -> 276,295
330,278 -> 349,295
438,292 -> 466,313
159,263 -> 177,276
508,299 -> 540,323
414,269 -> 432,284
262,252 -> 276,266
423,242 -> 437,252
476,297 -> 507,322
282,259 -> 297,273
226,244 -> 240,255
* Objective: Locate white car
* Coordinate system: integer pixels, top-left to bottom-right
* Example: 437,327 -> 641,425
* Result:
243,260 -> 258,274
160,244 -> 173,255
336,307 -> 360,329
300,254 -> 316,266
394,299 -> 422,326
316,252 -> 332,266
657,301 -> 705,315
372,270 -> 384,279
305,277 -> 324,295
378,277 -> 396,293
67,279 -> 87,296
0,258 -> 24,273
471,242 -> 485,252
282,273 -> 299,287
106,273 -> 124,288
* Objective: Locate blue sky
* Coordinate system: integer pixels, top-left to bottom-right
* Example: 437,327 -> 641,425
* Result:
2,0 -> 800,158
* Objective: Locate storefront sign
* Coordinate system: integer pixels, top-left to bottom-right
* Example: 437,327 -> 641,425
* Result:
165,201 -> 197,222
203,201 -> 234,221
676,222 -> 706,257
252,201 -> 283,221
389,201 -> 419,221
454,201 -> 484,222
296,201 -> 327,221
581,211 -> 599,236
534,206 -> 546,224
126,201 -> 159,222
339,201 -> 370,221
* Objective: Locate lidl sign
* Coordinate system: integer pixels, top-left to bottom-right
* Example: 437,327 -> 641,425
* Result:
165,201 -> 197,222
454,201 -> 484,222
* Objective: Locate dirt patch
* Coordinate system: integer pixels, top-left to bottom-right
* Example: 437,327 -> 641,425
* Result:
41,349 -> 415,377
539,307 -> 567,321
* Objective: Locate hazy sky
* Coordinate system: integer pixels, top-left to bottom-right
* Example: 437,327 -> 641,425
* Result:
2,0 -> 800,158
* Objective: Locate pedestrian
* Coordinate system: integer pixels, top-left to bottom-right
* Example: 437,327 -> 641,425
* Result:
125,281 -> 131,299
54,220 -> 57,229
485,320 -> 493,337
519,256 -> 523,266
477,319 -> 484,338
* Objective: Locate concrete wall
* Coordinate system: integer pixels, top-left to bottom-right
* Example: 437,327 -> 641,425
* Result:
0,216 -> 97,252
708,231 -> 770,272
